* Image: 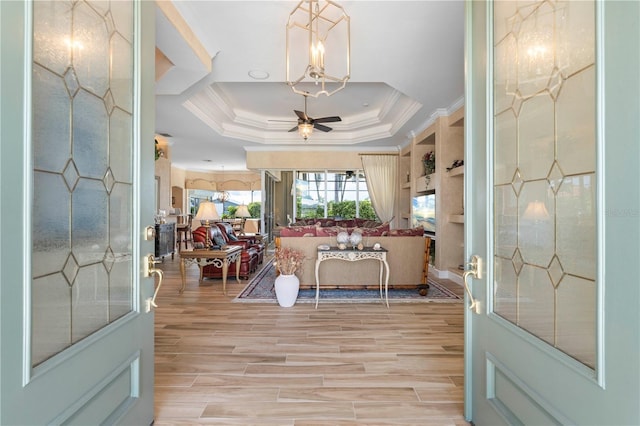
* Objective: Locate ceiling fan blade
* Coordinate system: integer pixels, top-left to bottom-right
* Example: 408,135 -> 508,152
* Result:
314,123 -> 333,132
294,110 -> 308,120
288,125 -> 299,132
314,116 -> 342,123
268,119 -> 297,122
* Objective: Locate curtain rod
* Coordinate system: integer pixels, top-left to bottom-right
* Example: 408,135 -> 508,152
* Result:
358,152 -> 399,156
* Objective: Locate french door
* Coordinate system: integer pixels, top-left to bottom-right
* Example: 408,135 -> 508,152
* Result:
465,1 -> 640,424
0,1 -> 156,423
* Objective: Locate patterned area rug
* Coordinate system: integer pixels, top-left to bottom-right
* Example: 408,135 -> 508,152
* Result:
234,261 -> 462,304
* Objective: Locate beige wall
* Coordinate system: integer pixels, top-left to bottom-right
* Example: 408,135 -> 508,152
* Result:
171,167 -> 186,189
154,157 -> 171,213
154,137 -> 173,213
170,167 -> 187,212
246,150 -> 397,170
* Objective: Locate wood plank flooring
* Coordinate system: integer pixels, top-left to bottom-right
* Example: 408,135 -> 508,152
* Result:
154,252 -> 469,425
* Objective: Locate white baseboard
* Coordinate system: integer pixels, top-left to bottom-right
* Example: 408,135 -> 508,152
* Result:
430,267 -> 447,279
429,266 -> 464,286
446,270 -> 464,286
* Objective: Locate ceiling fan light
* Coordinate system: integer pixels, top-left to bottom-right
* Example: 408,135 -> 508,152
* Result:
298,123 -> 314,140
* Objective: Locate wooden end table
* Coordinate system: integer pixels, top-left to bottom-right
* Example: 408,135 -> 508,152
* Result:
179,246 -> 242,295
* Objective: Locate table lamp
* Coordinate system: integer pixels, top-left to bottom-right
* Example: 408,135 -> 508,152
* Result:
195,201 -> 219,248
235,204 -> 251,234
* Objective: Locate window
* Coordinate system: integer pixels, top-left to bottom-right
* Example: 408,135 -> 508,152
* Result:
188,189 -> 261,218
294,171 -> 377,220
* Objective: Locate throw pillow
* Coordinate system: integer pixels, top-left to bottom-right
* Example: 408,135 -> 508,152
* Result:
316,218 -> 336,227
212,233 -> 226,247
314,226 -> 331,237
352,226 -> 387,237
280,225 -> 317,237
336,219 -> 356,228
361,220 -> 381,228
316,225 -> 348,237
354,218 -> 367,227
388,227 -> 424,236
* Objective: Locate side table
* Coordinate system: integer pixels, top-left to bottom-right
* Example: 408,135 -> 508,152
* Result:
179,246 -> 242,295
315,246 -> 390,308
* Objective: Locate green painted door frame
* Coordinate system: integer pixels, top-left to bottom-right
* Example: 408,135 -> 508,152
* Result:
465,1 -> 640,424
0,1 -> 157,423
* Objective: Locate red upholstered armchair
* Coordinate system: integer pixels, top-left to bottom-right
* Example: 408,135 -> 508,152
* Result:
191,225 -> 258,280
215,222 -> 265,265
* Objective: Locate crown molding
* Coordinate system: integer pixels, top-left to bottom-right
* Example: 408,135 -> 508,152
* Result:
182,83 -> 423,145
412,96 -> 465,137
244,145 -> 398,153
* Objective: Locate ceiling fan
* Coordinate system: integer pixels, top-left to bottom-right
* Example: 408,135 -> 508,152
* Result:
280,94 -> 342,140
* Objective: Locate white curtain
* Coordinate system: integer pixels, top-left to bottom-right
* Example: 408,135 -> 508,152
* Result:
361,154 -> 397,223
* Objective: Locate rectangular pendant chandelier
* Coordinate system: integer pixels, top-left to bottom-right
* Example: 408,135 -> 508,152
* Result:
286,0 -> 350,98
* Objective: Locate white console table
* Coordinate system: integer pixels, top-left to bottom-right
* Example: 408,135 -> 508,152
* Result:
314,246 -> 390,308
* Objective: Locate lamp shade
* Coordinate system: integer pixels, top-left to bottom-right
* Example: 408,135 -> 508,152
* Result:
523,200 -> 550,221
195,201 -> 219,223
235,205 -> 251,218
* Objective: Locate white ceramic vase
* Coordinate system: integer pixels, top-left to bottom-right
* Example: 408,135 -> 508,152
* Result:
274,274 -> 300,307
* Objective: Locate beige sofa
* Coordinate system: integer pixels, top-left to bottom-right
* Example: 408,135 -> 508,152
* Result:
279,235 -> 426,289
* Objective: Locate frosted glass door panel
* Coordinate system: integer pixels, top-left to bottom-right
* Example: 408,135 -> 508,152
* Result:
493,0 -> 596,368
31,0 -> 134,367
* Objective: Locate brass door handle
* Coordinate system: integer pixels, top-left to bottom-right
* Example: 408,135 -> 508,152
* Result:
145,226 -> 156,240
144,253 -> 163,310
463,255 -> 482,314
149,268 -> 164,308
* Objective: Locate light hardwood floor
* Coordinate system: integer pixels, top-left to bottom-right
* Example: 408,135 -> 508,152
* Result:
154,252 -> 469,425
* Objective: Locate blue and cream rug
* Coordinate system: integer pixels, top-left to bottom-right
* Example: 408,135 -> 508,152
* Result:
234,261 -> 462,304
